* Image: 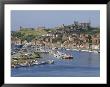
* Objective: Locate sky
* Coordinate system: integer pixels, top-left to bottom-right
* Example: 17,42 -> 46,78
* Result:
11,10 -> 100,31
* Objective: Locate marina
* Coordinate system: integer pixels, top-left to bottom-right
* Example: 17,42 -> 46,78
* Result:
11,43 -> 99,69
11,49 -> 100,77
11,44 -> 100,77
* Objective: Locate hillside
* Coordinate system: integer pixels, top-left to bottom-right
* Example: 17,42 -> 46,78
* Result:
19,28 -> 48,36
11,28 -> 48,42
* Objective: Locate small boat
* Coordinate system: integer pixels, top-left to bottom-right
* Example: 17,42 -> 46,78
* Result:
88,50 -> 93,52
39,61 -> 48,65
33,60 -> 39,65
62,56 -> 73,59
15,64 -> 21,68
66,49 -> 71,50
61,54 -> 73,59
19,63 -> 28,67
47,60 -> 54,64
53,52 -> 64,58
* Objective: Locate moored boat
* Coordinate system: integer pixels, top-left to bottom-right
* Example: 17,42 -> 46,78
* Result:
47,60 -> 54,64
61,54 -> 73,59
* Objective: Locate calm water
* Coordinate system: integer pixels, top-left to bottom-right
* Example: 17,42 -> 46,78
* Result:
11,50 -> 100,77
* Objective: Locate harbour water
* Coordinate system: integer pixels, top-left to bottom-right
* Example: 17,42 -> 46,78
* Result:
11,50 -> 100,77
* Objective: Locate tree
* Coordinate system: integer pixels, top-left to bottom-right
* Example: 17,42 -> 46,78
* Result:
88,35 -> 92,49
25,35 -> 36,42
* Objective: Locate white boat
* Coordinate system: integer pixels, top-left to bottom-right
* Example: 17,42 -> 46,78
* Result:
61,54 -> 73,59
66,49 -> 71,50
19,63 -> 27,67
54,53 -> 62,58
93,50 -> 100,53
47,60 -> 54,64
33,60 -> 39,65
53,51 -> 65,58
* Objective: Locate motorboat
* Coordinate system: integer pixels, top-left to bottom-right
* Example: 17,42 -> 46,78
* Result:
61,54 -> 73,59
32,60 -> 39,65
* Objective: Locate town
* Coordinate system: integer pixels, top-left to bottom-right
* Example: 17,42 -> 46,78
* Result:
11,21 -> 100,68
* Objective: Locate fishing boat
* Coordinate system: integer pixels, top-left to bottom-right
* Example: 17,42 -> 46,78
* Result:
53,50 -> 73,59
61,54 -> 73,59
53,51 -> 64,58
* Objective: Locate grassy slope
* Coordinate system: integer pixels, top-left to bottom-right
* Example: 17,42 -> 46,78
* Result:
19,28 -> 48,36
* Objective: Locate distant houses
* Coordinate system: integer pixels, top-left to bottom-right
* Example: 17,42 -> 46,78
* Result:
11,20 -> 99,50
55,21 -> 91,30
11,36 -> 21,45
19,21 -> 91,31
